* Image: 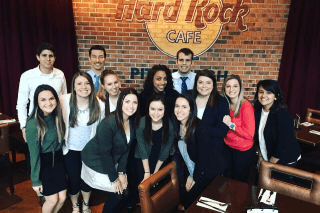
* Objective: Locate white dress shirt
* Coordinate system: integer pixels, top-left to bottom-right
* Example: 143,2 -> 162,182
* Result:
16,66 -> 67,129
172,71 -> 196,94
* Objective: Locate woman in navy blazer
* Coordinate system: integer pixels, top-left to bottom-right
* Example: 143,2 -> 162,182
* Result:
191,69 -> 229,152
173,93 -> 226,210
254,80 -> 301,167
81,88 -> 140,213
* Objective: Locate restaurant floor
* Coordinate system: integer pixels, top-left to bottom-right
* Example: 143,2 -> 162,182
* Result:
0,151 -> 317,213
0,152 -> 129,213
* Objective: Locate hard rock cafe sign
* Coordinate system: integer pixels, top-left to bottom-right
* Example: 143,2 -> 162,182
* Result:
115,0 -> 249,58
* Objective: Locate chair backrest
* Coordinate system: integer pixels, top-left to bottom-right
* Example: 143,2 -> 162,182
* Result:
138,161 -> 180,213
305,108 -> 320,124
0,124 -> 10,155
258,160 -> 320,205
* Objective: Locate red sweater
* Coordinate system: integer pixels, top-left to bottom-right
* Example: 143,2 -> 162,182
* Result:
224,100 -> 255,151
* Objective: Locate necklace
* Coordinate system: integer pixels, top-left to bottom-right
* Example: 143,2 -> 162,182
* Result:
78,106 -> 89,114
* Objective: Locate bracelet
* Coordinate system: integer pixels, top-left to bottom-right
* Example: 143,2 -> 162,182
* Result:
145,172 -> 150,173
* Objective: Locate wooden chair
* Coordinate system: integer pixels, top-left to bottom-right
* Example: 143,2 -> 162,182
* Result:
305,108 -> 320,124
0,123 -> 14,195
138,161 -> 180,213
258,160 -> 320,205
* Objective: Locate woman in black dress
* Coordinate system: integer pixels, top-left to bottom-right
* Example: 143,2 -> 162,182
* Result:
127,93 -> 175,211
26,84 -> 67,213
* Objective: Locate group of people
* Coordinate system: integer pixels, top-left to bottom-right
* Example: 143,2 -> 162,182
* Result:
16,43 -> 301,213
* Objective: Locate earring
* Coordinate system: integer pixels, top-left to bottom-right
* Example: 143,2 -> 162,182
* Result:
274,98 -> 277,100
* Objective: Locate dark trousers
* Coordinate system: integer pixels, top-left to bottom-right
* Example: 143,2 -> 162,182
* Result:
102,189 -> 129,213
25,143 -> 31,174
223,143 -> 255,183
64,150 -> 91,195
171,152 -> 183,184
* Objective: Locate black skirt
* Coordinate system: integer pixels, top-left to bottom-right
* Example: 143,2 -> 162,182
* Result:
40,149 -> 67,196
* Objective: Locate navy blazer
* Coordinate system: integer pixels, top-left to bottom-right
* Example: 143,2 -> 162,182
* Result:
201,95 -> 230,152
254,108 -> 301,164
82,113 -> 136,182
183,120 -> 226,183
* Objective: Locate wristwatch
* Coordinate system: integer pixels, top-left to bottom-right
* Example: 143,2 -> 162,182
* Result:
229,123 -> 236,130
118,172 -> 125,175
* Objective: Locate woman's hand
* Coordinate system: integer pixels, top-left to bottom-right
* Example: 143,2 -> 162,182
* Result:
32,185 -> 43,194
185,175 -> 195,192
269,156 -> 279,164
223,115 -> 232,127
141,172 -> 151,183
118,174 -> 127,190
114,179 -> 123,194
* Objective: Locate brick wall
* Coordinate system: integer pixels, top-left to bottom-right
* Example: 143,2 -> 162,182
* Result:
72,0 -> 290,100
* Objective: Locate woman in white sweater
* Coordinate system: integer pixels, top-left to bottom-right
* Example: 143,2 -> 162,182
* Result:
60,72 -> 105,213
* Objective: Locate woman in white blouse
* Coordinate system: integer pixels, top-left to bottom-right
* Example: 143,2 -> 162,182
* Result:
60,72 -> 105,213
96,69 -> 121,115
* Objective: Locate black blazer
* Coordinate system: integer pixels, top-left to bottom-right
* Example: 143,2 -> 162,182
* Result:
82,113 -> 136,182
201,95 -> 229,152
182,120 -> 226,183
254,108 -> 301,164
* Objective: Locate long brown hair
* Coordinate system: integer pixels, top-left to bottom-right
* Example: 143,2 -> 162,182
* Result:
69,71 -> 100,127
192,69 -> 220,108
27,85 -> 65,143
114,88 -> 140,129
96,69 -> 120,116
173,93 -> 199,144
143,93 -> 169,145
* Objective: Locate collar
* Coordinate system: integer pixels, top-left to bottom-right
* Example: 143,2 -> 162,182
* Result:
88,69 -> 100,77
35,65 -> 54,77
176,71 -> 193,79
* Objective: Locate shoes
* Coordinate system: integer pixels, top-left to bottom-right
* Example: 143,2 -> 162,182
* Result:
72,203 -> 80,213
82,201 -> 91,213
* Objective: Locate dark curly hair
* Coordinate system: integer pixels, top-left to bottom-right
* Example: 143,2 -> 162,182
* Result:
253,80 -> 287,112
142,64 -> 174,95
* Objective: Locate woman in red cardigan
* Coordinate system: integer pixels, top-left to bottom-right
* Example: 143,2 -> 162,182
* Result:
221,74 -> 255,183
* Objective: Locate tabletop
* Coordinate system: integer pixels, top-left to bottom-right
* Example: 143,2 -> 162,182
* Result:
0,113 -> 19,127
185,176 -> 320,213
295,123 -> 320,146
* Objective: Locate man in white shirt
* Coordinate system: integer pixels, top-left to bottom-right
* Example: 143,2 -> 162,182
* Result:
172,48 -> 196,94
87,45 -> 106,92
16,42 -> 67,142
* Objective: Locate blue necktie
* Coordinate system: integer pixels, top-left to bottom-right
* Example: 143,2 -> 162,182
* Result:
180,77 -> 188,93
94,74 -> 100,92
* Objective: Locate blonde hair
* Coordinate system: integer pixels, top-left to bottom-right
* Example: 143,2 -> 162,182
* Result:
221,74 -> 245,117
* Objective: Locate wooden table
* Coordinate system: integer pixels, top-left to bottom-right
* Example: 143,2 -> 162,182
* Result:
0,113 -> 19,127
295,123 -> 320,146
185,176 -> 320,213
